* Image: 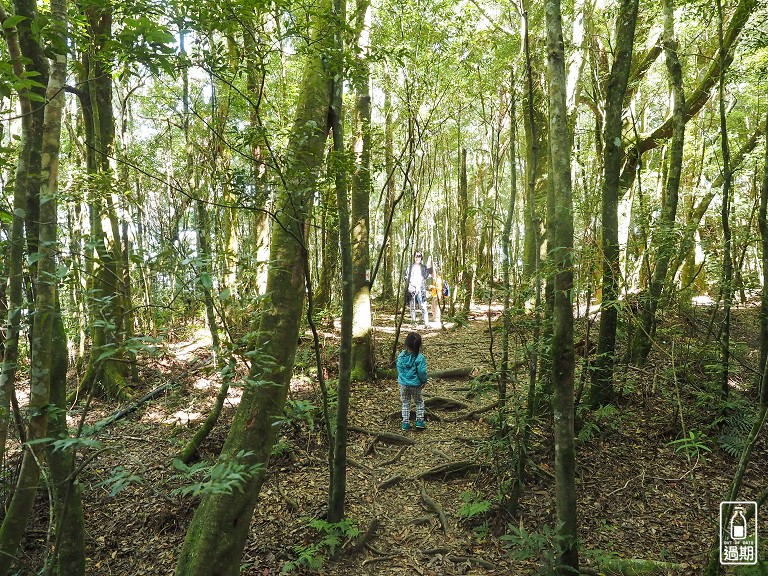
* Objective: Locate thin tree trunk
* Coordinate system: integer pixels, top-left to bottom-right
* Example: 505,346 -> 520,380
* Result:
716,0 -> 733,402
545,0 -> 578,570
40,5 -> 86,572
758,112 -> 768,393
380,88 -> 396,301
0,0 -> 54,568
0,3 -> 30,467
630,0 -> 685,366
590,0 -> 639,407
327,0 -> 351,517
350,0 -> 373,382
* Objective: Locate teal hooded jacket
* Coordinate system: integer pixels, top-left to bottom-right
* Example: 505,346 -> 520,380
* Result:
396,350 -> 428,387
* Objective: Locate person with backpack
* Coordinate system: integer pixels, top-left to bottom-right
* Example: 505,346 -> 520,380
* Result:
405,250 -> 430,327
396,331 -> 428,430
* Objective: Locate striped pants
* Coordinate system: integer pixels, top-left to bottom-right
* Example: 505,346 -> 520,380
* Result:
400,384 -> 425,422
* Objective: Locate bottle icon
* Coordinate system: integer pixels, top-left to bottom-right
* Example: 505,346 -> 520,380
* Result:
730,506 -> 747,540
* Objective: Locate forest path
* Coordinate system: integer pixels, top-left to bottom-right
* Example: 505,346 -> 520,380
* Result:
253,311 -> 517,575
53,305 -> 768,575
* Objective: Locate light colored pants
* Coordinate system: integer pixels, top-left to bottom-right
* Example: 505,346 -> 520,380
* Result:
410,293 -> 429,325
400,384 -> 425,422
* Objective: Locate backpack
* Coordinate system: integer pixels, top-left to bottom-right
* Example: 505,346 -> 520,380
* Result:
442,280 -> 450,297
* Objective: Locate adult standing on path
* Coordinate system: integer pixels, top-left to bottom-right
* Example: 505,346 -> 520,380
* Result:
405,250 -> 430,328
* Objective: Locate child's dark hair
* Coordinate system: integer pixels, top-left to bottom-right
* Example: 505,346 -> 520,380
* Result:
404,332 -> 422,356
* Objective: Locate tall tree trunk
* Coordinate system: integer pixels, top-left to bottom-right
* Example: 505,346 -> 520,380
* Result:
315,181 -> 340,311
545,0 -> 578,571
458,148 -> 473,314
41,5 -> 86,572
758,112 -> 768,393
244,30 -> 271,296
350,0 -> 373,382
0,0 -> 57,569
380,88 -> 396,301
174,1 -> 334,572
590,0 -> 639,407
0,3 -> 31,467
716,0 -> 733,402
78,0 -> 130,399
630,0 -> 685,366
328,0 -> 351,518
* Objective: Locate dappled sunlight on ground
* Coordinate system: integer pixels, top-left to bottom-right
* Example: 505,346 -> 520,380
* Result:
692,295 -> 715,306
167,327 -> 212,361
192,377 -> 215,390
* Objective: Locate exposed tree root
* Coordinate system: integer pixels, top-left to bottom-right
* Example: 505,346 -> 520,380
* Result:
430,367 -> 474,379
445,401 -> 500,422
407,515 -> 433,526
445,554 -> 496,570
361,553 -> 398,567
376,367 -> 473,380
419,547 -> 496,570
348,458 -> 374,472
275,477 -> 299,511
380,445 -> 409,466
423,396 -> 469,411
348,425 -> 416,446
344,517 -> 380,555
416,461 -> 480,480
377,475 -> 404,491
420,481 -> 447,533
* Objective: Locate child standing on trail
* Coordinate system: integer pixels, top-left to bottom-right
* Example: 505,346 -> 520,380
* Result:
396,332 -> 428,431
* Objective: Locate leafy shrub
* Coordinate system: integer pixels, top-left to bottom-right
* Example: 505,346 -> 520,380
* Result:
281,518 -> 359,573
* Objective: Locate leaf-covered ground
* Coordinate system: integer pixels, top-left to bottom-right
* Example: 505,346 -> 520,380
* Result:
14,303 -> 768,574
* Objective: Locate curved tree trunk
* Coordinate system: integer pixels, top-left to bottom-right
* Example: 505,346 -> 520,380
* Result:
174,1 -> 334,572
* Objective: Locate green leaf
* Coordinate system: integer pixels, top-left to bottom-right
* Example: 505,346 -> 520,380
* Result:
2,15 -> 27,29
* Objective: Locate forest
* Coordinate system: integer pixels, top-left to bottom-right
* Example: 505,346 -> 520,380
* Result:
0,0 -> 767,573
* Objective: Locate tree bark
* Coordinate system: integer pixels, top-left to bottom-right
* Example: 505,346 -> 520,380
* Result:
350,0 -> 373,382
545,0 -> 578,571
630,0 -> 685,366
759,112 -> 768,394
328,0 -> 351,521
590,0 -> 639,407
174,1 -> 334,572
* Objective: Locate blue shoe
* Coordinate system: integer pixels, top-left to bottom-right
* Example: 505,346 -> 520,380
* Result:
401,421 -> 410,431
415,419 -> 426,430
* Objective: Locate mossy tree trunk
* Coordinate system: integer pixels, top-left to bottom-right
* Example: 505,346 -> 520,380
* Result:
545,0 -> 578,571
350,0 -> 373,382
630,0 -> 685,366
173,1 -> 334,572
78,0 -> 130,400
41,5 -> 86,572
590,0 -> 639,407
759,111 -> 768,392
